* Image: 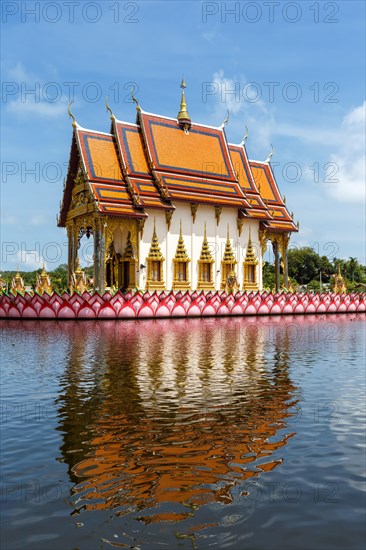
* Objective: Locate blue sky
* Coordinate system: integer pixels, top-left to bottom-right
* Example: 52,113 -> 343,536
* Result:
1,0 -> 365,270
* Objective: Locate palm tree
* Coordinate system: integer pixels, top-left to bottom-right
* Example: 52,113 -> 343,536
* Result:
348,257 -> 358,282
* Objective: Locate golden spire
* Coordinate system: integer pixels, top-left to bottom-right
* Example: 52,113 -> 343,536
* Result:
174,221 -> 190,260
244,228 -> 257,263
223,225 -> 237,263
177,78 -> 191,133
147,219 -> 164,260
199,223 -> 214,262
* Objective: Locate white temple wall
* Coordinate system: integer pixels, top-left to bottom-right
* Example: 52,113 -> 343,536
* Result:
137,205 -> 262,291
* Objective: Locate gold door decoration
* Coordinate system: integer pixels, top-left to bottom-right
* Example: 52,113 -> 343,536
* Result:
146,220 -> 165,291
197,223 -> 215,291
104,218 -> 138,290
121,232 -> 137,291
221,226 -> 238,291
243,230 -> 259,291
173,222 -> 191,291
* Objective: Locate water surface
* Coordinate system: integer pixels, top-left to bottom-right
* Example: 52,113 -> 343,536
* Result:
1,315 -> 365,549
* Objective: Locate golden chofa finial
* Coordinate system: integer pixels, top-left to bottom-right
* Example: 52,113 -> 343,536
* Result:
177,77 -> 191,134
220,109 -> 230,129
131,86 -> 141,112
265,144 -> 274,163
105,95 -> 115,120
67,100 -> 77,128
240,126 -> 249,146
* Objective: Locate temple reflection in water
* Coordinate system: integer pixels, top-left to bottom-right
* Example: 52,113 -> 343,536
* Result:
55,317 -> 299,522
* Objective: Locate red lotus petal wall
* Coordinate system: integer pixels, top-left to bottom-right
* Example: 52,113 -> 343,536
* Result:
0,291 -> 365,319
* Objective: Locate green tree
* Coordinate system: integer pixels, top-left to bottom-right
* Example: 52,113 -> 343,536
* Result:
262,261 -> 275,289
287,247 -> 321,284
51,264 -> 68,293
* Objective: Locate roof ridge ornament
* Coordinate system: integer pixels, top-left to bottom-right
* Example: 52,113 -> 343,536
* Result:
265,144 -> 274,163
177,77 -> 191,134
220,109 -> 230,129
131,86 -> 141,112
105,95 -> 115,120
240,126 -> 249,146
67,100 -> 77,128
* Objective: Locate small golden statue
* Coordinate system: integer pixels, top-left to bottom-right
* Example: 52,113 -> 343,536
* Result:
70,259 -> 89,294
333,265 -> 346,294
225,269 -> 239,293
35,265 -> 53,295
0,275 -> 6,294
11,271 -> 25,295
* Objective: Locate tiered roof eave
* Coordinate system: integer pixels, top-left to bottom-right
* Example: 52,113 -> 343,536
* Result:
59,101 -> 298,233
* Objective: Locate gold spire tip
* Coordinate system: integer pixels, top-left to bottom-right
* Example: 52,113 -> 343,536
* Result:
67,101 -> 77,128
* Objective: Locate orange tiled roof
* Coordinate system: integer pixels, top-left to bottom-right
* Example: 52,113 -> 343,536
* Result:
59,107 -> 297,231
249,161 -> 298,231
140,113 -> 236,180
137,112 -> 250,208
113,120 -> 171,210
77,129 -> 123,182
114,121 -> 151,177
228,144 -> 270,220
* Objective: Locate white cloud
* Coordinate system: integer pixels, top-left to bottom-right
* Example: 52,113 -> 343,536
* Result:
326,101 -> 366,203
1,214 -> 51,227
202,30 -> 216,43
274,122 -> 341,147
209,71 -> 365,203
6,62 -> 34,82
6,96 -> 68,118
209,70 -> 275,152
3,61 -> 67,119
12,251 -> 45,271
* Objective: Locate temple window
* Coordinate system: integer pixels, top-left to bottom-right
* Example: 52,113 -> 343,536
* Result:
243,231 -> 259,291
173,222 -> 191,290
197,224 -> 215,290
146,221 -> 165,291
150,260 -> 161,282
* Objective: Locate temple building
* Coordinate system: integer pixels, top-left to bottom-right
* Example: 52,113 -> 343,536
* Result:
58,81 -> 298,293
